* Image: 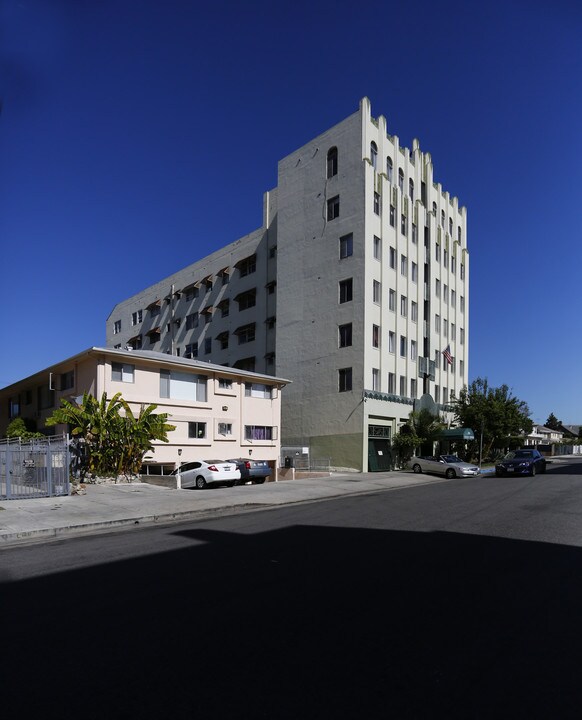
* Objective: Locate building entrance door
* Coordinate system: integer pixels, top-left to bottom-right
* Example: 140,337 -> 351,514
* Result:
367,438 -> 392,471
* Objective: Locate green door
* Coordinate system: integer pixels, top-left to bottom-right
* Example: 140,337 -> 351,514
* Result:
368,439 -> 392,471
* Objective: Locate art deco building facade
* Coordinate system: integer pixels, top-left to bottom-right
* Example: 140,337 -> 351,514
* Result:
107,98 -> 469,471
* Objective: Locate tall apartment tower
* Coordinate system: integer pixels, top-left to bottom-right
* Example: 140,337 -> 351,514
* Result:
107,98 -> 469,471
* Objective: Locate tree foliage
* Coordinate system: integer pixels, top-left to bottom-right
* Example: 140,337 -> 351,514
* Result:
46,392 -> 175,480
451,378 -> 532,461
5,417 -> 44,439
392,408 -> 446,467
545,413 -> 561,430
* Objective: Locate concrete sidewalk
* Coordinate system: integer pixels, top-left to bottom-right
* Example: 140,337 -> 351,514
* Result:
0,470 -> 453,546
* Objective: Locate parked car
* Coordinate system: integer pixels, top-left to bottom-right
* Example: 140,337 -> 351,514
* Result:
226,458 -> 271,484
495,449 -> 546,477
171,460 -> 241,489
408,454 -> 480,479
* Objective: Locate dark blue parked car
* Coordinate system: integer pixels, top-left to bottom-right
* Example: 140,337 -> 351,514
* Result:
495,449 -> 547,477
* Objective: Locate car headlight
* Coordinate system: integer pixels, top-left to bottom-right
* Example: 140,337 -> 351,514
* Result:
517,462 -> 530,468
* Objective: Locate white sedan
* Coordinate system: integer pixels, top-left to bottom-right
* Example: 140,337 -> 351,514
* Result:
171,460 -> 241,489
408,455 -> 480,479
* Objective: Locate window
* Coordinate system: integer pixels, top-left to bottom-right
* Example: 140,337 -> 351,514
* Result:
131,310 -> 143,326
400,295 -> 408,317
373,235 -> 381,260
458,227 -> 462,243
327,147 -> 338,178
444,284 -> 449,303
221,270 -> 230,285
400,335 -> 407,357
61,370 -> 74,390
339,278 -> 353,303
204,337 -> 212,354
411,340 -> 417,361
412,223 -> 417,244
386,157 -> 393,181
449,218 -> 453,235
443,319 -> 448,337
340,233 -> 353,259
339,367 -> 352,392
399,376 -> 406,396
188,422 -> 207,439
370,142 -> 378,169
389,205 -> 395,227
435,385 -> 440,403
112,362 -> 134,383
451,356 -> 456,373
433,201 -> 437,216
411,379 -> 417,398
269,245 -> 277,258
388,372 -> 395,394
185,286 -> 199,301
327,195 -> 340,221
443,387 -> 448,403
373,280 -> 381,304
460,328 -> 465,345
185,342 -> 198,358
237,323 -> 256,344
339,323 -> 352,348
435,314 -> 441,332
372,368 -> 380,391
186,312 -> 199,330
389,289 -> 396,312
266,281 -> 276,295
435,279 -> 441,297
204,310 -> 212,324
411,262 -> 418,283
113,320 -> 121,334
237,289 -> 256,311
398,168 -> 404,192
374,192 -> 381,215
401,214 -> 407,235
460,263 -> 465,280
400,254 -> 408,276
444,249 -> 449,268
266,316 -> 276,329
389,246 -> 396,268
238,255 -> 256,277
435,349 -> 441,370
409,179 -> 414,201
245,382 -> 273,399
460,295 -> 465,313
218,378 -> 232,389
450,290 -> 456,308
218,422 -> 232,436
441,210 -> 445,227
160,370 -> 207,401
245,425 -> 277,440
411,301 -> 418,322
451,256 -> 456,274
460,359 -> 464,376
450,324 -> 455,342
205,278 -> 213,292
435,243 -> 441,262
372,324 -> 380,348
388,331 -> 395,353
220,300 -> 230,318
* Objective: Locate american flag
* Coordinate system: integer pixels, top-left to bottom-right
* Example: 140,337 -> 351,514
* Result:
442,345 -> 453,365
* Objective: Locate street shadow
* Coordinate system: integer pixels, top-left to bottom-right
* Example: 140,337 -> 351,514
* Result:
3,522 -> 582,719
546,459 -> 582,475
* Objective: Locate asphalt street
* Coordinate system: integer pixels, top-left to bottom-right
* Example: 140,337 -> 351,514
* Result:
3,459 -> 582,719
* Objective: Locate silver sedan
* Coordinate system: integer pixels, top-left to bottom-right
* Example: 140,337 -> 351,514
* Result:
408,455 -> 480,479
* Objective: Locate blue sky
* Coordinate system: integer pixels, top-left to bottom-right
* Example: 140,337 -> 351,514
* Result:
1,0 -> 581,425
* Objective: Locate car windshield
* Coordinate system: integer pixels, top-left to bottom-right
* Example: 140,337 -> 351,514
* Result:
441,455 -> 462,463
505,450 -> 534,459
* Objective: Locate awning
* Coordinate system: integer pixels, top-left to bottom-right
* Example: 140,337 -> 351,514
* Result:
146,327 -> 161,336
216,331 -> 229,341
440,428 -> 475,441
146,299 -> 161,309
201,306 -> 213,314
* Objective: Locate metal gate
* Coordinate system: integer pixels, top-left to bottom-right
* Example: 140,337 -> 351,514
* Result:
0,434 -> 70,500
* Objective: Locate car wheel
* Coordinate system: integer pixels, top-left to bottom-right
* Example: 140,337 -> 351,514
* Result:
530,465 -> 536,477
254,477 -> 266,484
412,464 -> 422,474
195,475 -> 207,489
445,468 -> 456,479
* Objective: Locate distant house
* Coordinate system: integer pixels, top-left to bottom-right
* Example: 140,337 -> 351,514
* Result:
0,347 -> 290,476
523,424 -> 563,446
558,424 -> 580,439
